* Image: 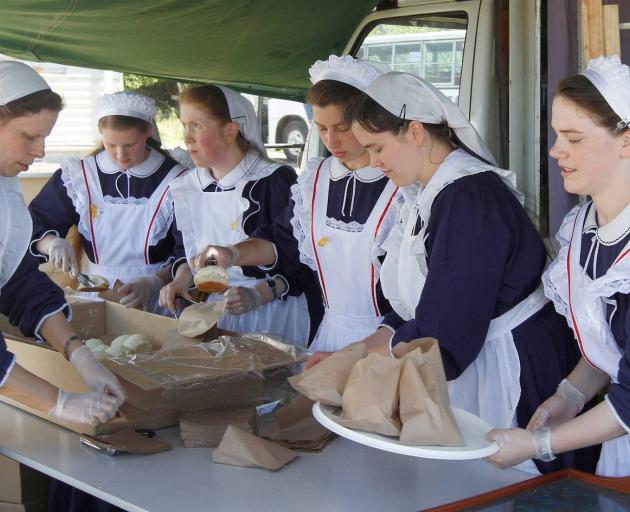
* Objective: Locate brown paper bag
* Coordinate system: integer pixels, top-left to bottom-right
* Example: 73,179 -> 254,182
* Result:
397,341 -> 464,446
260,396 -> 331,444
212,425 -> 297,470
179,408 -> 255,448
288,341 -> 367,406
338,353 -> 402,436
177,301 -> 225,337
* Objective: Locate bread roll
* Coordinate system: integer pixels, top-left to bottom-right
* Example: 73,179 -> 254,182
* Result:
194,266 -> 229,293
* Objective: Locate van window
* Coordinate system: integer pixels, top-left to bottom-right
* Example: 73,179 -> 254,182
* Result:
353,13 -> 467,104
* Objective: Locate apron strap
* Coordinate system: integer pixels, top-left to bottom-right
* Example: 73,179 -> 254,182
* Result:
310,159 -> 330,309
80,159 -> 100,264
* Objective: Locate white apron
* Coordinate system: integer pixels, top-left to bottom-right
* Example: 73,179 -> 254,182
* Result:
63,153 -> 186,313
170,158 -> 309,346
547,203 -> 630,477
380,151 -> 544,473
0,176 -> 32,292
308,159 -> 399,352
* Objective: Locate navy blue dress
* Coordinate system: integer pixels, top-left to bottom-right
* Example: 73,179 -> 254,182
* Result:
382,171 -> 596,473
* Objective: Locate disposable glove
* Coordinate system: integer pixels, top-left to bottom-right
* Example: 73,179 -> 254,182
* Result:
485,428 -> 537,469
44,237 -> 77,274
48,390 -> 120,426
70,346 -> 127,405
191,245 -> 239,272
224,286 -> 261,315
527,378 -> 585,430
119,274 -> 164,310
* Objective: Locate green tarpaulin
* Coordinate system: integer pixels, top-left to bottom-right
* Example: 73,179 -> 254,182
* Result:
0,1 -> 380,100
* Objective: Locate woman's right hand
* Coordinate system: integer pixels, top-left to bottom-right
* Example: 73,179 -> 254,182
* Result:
191,245 -> 239,272
48,390 -> 120,427
159,278 -> 193,316
40,237 -> 77,274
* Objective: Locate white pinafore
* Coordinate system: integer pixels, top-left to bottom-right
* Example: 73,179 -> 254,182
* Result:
61,149 -> 187,312
170,151 -> 309,346
304,157 -> 399,352
380,150 -> 546,473
544,202 -> 630,477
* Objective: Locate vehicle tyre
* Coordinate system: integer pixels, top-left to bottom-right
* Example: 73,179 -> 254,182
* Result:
282,120 -> 308,163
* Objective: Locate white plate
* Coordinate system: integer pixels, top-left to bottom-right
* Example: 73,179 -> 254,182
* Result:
312,402 -> 498,460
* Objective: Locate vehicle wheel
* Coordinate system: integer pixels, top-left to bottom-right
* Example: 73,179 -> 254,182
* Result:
282,120 -> 308,163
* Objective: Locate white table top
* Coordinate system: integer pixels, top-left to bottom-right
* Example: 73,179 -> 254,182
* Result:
0,402 -> 533,512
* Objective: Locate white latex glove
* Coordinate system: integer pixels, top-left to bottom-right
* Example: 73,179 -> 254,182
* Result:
191,245 -> 239,272
485,428 -> 537,469
44,237 -> 77,274
224,286 -> 261,315
527,378 -> 585,430
70,346 -> 127,405
119,274 -> 164,310
49,390 -> 120,426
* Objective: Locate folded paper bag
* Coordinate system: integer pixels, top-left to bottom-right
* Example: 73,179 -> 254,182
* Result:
212,425 -> 298,470
288,341 -> 367,406
177,301 -> 225,337
398,350 -> 464,446
338,353 -> 402,436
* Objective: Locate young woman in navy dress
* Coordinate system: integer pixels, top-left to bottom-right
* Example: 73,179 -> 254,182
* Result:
159,85 -> 313,345
0,61 -> 124,427
29,92 -> 187,313
313,71 -> 594,474
488,56 -> 630,477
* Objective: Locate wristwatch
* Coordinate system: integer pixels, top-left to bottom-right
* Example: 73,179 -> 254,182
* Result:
265,275 -> 281,300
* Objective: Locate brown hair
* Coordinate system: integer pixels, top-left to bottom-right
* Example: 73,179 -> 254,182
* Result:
346,92 -> 452,140
555,74 -> 623,134
90,115 -> 154,156
179,85 -> 232,124
0,89 -> 63,121
306,79 -> 362,108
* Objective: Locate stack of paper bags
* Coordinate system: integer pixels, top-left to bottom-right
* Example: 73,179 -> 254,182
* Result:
290,338 -> 464,447
179,408 -> 256,448
258,396 -> 335,452
213,426 -> 297,470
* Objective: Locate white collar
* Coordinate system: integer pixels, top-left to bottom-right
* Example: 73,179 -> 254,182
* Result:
329,157 -> 384,183
584,201 -> 630,245
95,147 -> 165,178
197,149 -> 262,190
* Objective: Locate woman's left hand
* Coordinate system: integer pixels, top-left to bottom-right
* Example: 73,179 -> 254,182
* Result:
484,428 -> 537,469
119,274 -> 164,310
224,286 -> 261,315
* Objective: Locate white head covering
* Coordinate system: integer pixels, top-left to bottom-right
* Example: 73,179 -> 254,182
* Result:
363,71 -> 496,165
96,91 -> 157,123
581,55 -> 630,129
309,55 -> 390,92
216,85 -> 267,157
0,61 -> 51,105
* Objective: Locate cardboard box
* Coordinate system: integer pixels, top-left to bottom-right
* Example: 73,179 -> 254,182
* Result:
0,298 -> 277,433
0,455 -> 48,505
0,496 -> 48,512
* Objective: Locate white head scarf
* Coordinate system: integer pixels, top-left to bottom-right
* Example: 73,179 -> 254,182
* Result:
217,85 -> 267,157
363,71 -> 497,165
309,55 -> 390,91
581,55 -> 630,129
96,91 -> 157,122
0,61 -> 51,105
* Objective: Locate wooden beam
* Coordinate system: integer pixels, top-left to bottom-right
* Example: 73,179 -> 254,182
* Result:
580,0 -> 605,67
604,4 -> 621,56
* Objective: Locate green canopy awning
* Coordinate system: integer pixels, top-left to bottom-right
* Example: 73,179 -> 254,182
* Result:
0,1 -> 380,100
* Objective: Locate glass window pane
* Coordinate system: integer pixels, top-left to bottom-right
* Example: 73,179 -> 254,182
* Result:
354,12 -> 467,104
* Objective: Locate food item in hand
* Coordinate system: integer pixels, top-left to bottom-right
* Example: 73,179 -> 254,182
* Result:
194,266 -> 229,293
76,274 -> 110,292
